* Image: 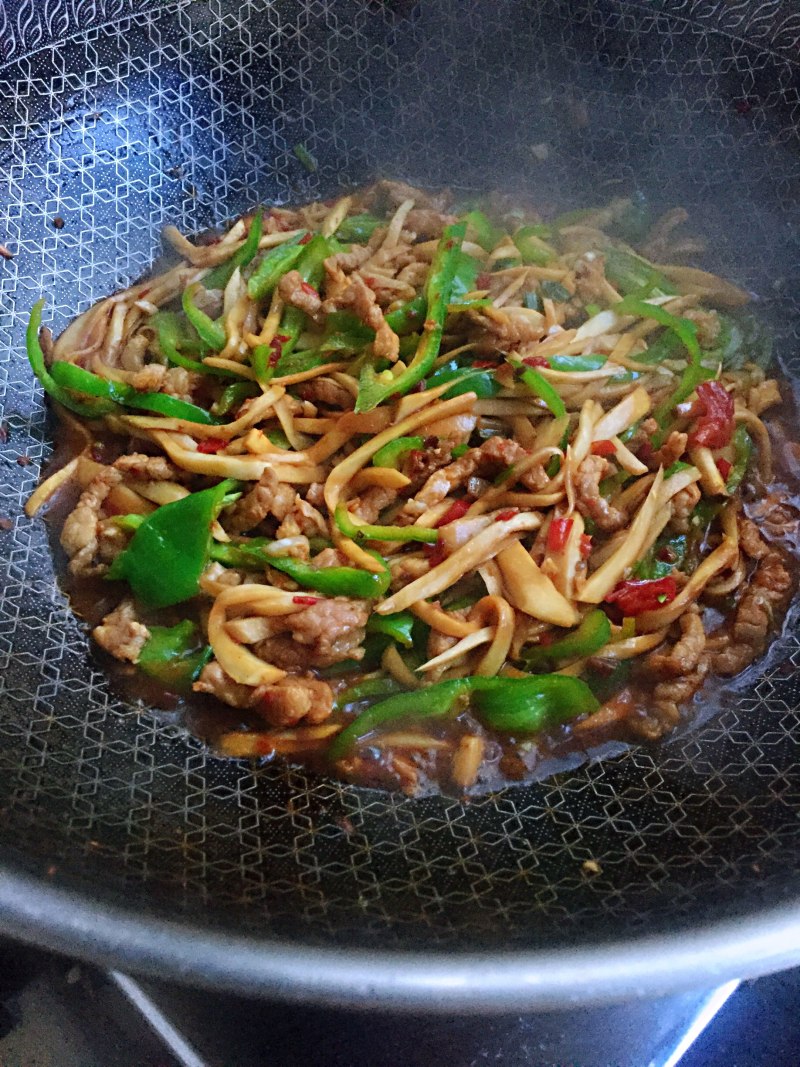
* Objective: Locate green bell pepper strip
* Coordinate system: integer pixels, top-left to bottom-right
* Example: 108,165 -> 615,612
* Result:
272,348 -> 327,377
293,143 -> 317,172
615,296 -> 710,446
328,679 -> 471,760
726,424 -> 752,492
274,235 -> 336,360
26,300 -> 117,418
548,354 -> 608,372
449,250 -> 482,303
319,298 -> 428,355
251,344 -> 276,385
211,381 -> 258,416
372,435 -> 424,469
209,541 -> 391,598
469,674 -> 600,735
451,443 -> 469,459
329,674 -> 599,759
523,291 -> 543,312
152,311 -> 236,379
385,294 -> 427,334
182,284 -> 226,351
540,279 -> 571,303
522,610 -> 611,668
138,621 -> 213,692
49,361 -> 218,425
107,479 -> 237,609
202,208 -> 264,291
336,214 -> 383,243
509,359 -> 567,419
366,611 -> 415,647
336,676 -> 405,709
513,225 -> 556,266
603,247 -> 676,298
636,328 -> 682,365
427,361 -> 501,400
246,233 -> 308,301
463,210 -> 501,251
355,222 -> 467,412
634,533 -> 687,581
334,502 -> 439,545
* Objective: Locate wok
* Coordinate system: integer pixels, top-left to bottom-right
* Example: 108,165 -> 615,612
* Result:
1,0 -> 800,1012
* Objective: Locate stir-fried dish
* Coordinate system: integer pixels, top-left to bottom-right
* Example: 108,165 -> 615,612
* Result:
25,181 -> 798,795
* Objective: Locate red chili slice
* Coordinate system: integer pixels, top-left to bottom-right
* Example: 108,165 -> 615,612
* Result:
523,356 -> 549,368
300,281 -> 319,298
472,359 -> 497,369
425,539 -> 448,568
591,439 -> 616,457
298,232 -> 312,244
435,499 -> 471,527
292,595 -> 319,606
547,516 -> 573,553
197,437 -> 227,454
579,534 -> 592,558
495,508 -> 519,522
688,380 -> 734,450
605,576 -> 678,616
716,457 -> 732,481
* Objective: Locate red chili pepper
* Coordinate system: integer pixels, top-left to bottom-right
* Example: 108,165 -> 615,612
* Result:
292,595 -> 319,606
579,534 -> 592,558
538,632 -> 555,648
547,517 -> 573,553
476,272 -> 492,289
495,508 -> 519,522
197,437 -> 227,454
298,232 -> 312,244
268,333 -> 290,365
523,356 -> 549,369
688,381 -> 734,450
425,539 -> 448,568
300,281 -> 319,299
472,359 -> 497,368
436,499 -> 471,527
605,576 -> 678,616
716,457 -> 732,481
591,439 -> 616,457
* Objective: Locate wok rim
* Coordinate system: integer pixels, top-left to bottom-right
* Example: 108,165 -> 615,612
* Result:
1,866 -> 800,1010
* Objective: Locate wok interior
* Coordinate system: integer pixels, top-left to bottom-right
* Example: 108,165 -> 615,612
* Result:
1,0 -> 800,968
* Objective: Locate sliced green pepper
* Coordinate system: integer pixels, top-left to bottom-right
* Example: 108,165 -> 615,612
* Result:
522,610 -> 611,668
634,533 -> 687,580
107,479 -> 237,609
469,674 -> 599,735
372,436 -> 424,469
251,344 -> 276,385
182,284 -> 226,351
203,208 -> 264,291
328,673 -> 599,759
151,311 -> 234,379
463,210 -> 501,252
328,679 -> 470,760
540,280 -> 571,303
272,348 -> 327,378
548,354 -> 608,372
522,291 -> 543,312
334,502 -> 439,545
211,381 -> 258,416
336,214 -> 383,243
139,621 -> 212,692
246,233 -> 308,302
210,541 -> 390,598
449,251 -> 482,303
355,222 -> 466,412
427,360 -> 501,400
26,300 -> 117,418
48,361 -> 218,425
366,611 -> 415,647
509,359 -> 567,419
726,424 -> 752,492
603,247 -> 676,298
513,225 -> 556,266
336,676 -> 405,708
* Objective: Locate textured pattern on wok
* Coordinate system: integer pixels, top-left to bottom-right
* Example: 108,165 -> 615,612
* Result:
0,0 -> 799,952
